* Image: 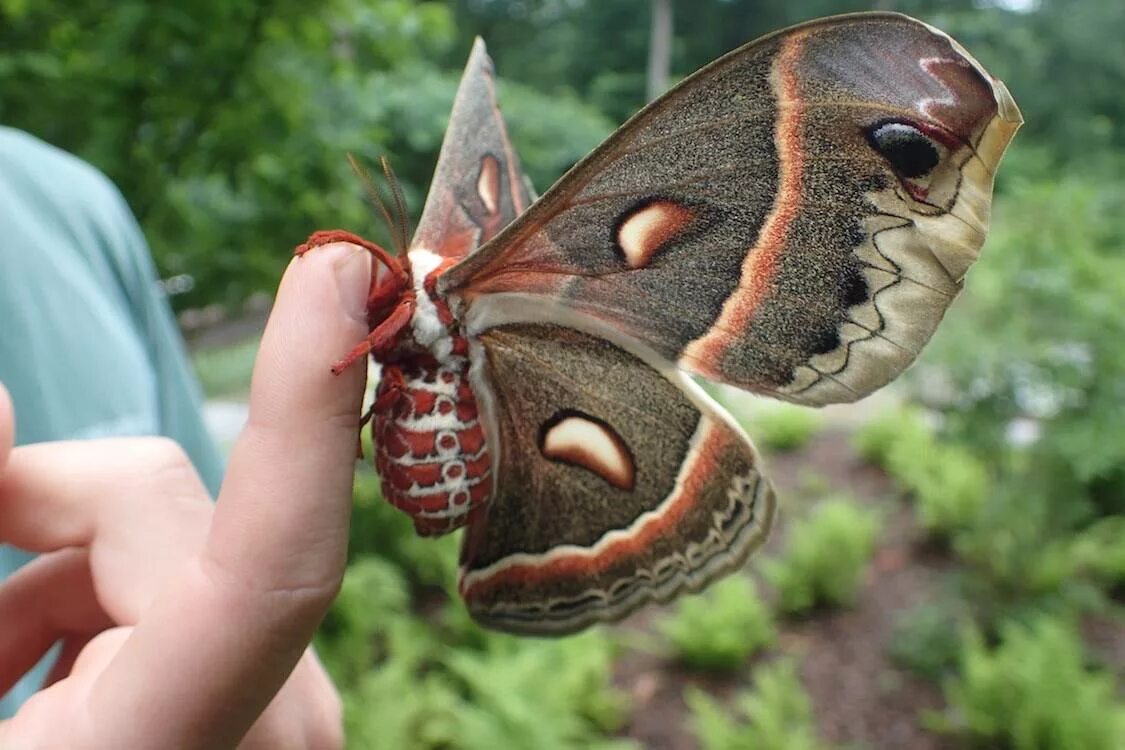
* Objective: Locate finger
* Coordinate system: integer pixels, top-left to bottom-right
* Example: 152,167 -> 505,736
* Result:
243,650 -> 343,750
0,438 -> 212,621
0,549 -> 111,695
85,242 -> 371,749
0,383 -> 13,470
43,632 -> 97,687
0,674 -> 83,746
0,437 -> 210,551
66,626 -> 132,681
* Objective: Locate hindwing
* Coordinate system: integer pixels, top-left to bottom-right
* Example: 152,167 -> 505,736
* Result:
460,323 -> 775,634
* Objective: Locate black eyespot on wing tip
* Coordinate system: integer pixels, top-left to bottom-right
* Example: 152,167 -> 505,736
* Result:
843,270 -> 869,308
866,121 -> 941,180
810,327 -> 841,356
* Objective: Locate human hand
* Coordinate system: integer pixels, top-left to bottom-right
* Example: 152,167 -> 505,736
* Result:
0,242 -> 374,749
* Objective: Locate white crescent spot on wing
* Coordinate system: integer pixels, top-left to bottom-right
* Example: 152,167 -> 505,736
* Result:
617,200 -> 694,268
541,415 -> 635,490
477,154 -> 501,215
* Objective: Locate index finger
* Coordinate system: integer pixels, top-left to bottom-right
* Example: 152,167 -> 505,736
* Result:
83,242 -> 372,748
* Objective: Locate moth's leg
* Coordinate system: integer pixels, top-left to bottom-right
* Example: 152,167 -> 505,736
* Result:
295,229 -> 410,292
371,366 -> 406,414
296,229 -> 387,261
329,298 -> 415,375
295,230 -> 417,375
353,366 -> 407,458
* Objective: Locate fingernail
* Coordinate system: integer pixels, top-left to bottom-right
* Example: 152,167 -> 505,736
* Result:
332,246 -> 372,324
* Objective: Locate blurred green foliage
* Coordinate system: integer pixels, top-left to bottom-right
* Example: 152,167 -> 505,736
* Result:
855,408 -> 989,539
934,617 -> 1125,750
852,407 -> 930,469
765,497 -> 881,614
889,600 -> 967,681
737,401 -> 823,454
0,0 -> 611,312
926,152 -> 1125,516
1069,517 -> 1125,595
687,659 -> 820,750
892,142 -> 1125,638
659,575 -> 776,671
192,338 -> 260,398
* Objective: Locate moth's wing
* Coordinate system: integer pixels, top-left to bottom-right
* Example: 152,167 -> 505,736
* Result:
411,38 -> 533,259
440,13 -> 1021,406
460,323 -> 775,635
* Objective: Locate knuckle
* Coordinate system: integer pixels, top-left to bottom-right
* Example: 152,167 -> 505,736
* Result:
264,578 -> 344,623
202,550 -> 344,625
137,436 -> 192,470
126,436 -> 209,503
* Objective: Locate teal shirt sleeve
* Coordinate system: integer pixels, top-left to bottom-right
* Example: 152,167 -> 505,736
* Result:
0,127 -> 225,714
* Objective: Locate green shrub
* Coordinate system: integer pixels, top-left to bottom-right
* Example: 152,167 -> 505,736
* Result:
659,575 -> 776,671
888,602 -> 965,681
687,659 -> 819,750
340,628 -> 635,750
343,658 -> 465,749
923,171 -> 1125,521
910,443 -> 990,540
949,488 -> 1106,630
314,556 -> 412,687
854,408 -> 989,539
853,407 -> 932,468
348,468 -> 460,586
319,561 -> 634,749
747,404 -> 822,453
443,632 -> 634,750
936,617 -> 1125,750
765,498 -> 880,615
321,473 -> 636,750
1069,516 -> 1125,593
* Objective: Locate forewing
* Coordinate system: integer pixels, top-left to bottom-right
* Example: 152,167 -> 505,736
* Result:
411,38 -> 533,258
460,323 -> 775,635
441,13 -> 1021,405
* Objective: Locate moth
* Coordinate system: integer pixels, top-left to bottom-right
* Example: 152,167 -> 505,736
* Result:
298,12 -> 1021,635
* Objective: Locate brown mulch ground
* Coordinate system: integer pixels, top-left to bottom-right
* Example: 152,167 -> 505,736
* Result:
612,429 -> 961,750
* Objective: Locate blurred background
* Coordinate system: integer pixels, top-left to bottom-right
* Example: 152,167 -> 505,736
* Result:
2,0 -> 1123,747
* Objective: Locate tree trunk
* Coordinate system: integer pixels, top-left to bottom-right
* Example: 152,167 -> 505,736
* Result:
646,0 -> 673,102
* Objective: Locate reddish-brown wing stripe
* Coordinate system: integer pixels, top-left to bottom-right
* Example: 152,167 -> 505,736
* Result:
679,30 -> 808,379
460,419 -> 729,598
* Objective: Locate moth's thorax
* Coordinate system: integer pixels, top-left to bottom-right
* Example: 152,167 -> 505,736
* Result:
404,248 -> 459,362
371,248 -> 491,536
373,248 -> 465,364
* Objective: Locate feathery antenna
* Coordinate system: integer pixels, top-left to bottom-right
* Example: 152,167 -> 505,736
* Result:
346,153 -> 409,255
381,156 -> 411,255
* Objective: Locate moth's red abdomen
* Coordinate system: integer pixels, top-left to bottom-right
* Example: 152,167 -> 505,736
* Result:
373,353 -> 492,537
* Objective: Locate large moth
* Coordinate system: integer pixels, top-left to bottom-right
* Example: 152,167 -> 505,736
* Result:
299,12 -> 1021,635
